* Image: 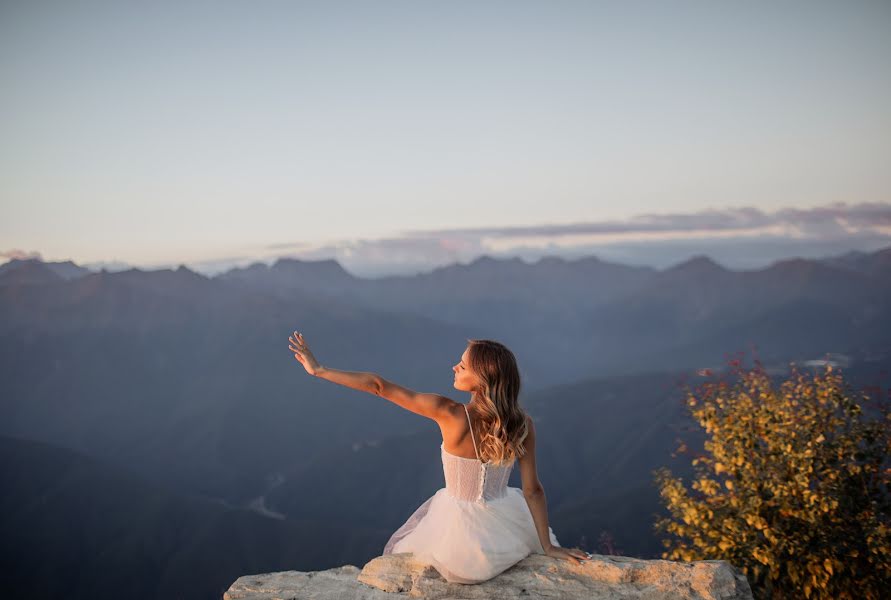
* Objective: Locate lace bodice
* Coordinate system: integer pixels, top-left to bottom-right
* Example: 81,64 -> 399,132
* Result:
440,405 -> 515,504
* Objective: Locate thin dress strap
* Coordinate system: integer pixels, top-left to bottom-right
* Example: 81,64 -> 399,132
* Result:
464,404 -> 481,461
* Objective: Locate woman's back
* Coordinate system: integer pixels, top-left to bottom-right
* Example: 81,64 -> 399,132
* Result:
383,403 -> 559,584
440,404 -> 515,503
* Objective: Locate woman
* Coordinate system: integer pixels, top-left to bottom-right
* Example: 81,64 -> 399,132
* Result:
288,331 -> 589,583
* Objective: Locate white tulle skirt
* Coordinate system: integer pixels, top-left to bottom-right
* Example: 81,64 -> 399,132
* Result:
383,486 -> 561,584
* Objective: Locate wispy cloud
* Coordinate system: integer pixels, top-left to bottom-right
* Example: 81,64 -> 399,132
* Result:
402,202 -> 891,239
271,234 -> 488,277
263,241 -> 317,251
260,202 -> 891,276
1,249 -> 43,261
13,203 -> 889,277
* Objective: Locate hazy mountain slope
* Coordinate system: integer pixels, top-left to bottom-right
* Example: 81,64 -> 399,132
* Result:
522,371 -> 702,501
0,264 -> 476,503
266,427 -> 447,532
821,246 -> 891,278
552,480 -> 671,558
0,435 -> 384,600
578,254 -> 891,373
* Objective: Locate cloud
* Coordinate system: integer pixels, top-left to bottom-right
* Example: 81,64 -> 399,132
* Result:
249,202 -> 891,277
401,202 -> 891,239
271,234 -> 488,277
1,249 -> 43,261
264,241 -> 316,251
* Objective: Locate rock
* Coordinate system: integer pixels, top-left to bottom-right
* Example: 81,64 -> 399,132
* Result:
224,553 -> 754,600
223,565 -> 374,600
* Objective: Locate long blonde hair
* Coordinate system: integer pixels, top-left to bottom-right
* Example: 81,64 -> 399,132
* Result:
466,339 -> 529,465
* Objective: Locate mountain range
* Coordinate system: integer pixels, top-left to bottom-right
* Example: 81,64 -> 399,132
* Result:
1,247 -> 889,599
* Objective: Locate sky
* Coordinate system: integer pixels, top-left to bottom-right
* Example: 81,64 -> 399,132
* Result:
2,1 -> 890,276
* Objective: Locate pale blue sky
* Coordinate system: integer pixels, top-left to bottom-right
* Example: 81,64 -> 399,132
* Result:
2,1 -> 890,274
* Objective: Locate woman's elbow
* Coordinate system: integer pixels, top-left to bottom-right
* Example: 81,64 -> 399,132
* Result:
369,373 -> 384,396
523,485 -> 545,498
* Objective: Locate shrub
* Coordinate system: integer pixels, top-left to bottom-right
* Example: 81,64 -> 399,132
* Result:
653,360 -> 890,599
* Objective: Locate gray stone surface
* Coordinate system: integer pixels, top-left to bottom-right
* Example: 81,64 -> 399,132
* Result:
224,553 -> 753,600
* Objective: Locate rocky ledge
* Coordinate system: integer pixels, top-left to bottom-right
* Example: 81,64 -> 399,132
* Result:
224,552 -> 753,599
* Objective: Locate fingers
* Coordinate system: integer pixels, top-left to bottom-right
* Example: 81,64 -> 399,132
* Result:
289,331 -> 308,352
289,330 -> 302,357
289,331 -> 314,367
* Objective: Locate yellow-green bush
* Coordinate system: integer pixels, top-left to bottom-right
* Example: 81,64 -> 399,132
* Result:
653,362 -> 890,599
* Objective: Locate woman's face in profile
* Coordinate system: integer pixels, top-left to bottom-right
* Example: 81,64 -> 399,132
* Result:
452,347 -> 477,392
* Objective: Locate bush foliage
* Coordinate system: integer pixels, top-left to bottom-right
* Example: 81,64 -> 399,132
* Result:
653,361 -> 890,599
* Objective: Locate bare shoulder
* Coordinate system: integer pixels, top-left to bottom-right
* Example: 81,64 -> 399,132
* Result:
425,394 -> 463,426
446,398 -> 467,427
441,397 -> 464,416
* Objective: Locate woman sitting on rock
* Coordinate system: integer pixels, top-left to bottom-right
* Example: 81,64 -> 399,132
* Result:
288,332 -> 589,584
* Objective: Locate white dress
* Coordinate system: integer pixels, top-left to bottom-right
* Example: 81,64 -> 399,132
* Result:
382,405 -> 561,584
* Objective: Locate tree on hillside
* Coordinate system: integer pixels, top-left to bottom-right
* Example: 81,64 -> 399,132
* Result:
652,360 -> 890,600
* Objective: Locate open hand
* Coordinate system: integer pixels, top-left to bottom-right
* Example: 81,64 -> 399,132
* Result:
288,331 -> 322,376
544,545 -> 591,565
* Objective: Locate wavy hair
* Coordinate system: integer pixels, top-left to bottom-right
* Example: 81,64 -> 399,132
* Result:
465,339 -> 529,465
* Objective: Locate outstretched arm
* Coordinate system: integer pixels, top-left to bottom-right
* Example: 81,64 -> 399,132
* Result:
316,365 -> 380,394
288,331 -> 452,421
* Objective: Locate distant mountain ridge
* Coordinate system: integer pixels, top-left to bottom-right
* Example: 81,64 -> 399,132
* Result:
4,243 -> 890,286
216,246 -> 891,366
3,246 -> 890,377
